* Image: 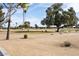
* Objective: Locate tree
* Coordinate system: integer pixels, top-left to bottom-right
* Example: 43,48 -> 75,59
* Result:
41,3 -> 78,32
35,24 -> 38,29
67,7 -> 77,26
15,22 -> 18,29
18,21 -> 30,29
0,5 -> 5,29
41,3 -> 63,32
41,16 -> 53,28
23,21 -> 30,28
3,3 -> 19,40
5,3 -> 29,40
0,6 -> 4,22
18,3 -> 29,24
0,3 -> 30,40
61,7 -> 78,27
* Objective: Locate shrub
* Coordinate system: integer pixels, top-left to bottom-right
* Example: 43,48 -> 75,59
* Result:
61,41 -> 71,47
45,30 -> 47,32
42,30 -> 43,32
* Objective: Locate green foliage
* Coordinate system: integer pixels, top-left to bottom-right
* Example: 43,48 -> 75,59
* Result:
23,21 -> 30,28
41,16 -> 53,28
35,24 -> 38,29
0,6 -> 4,22
18,3 -> 29,13
18,21 -> 30,28
41,3 -> 78,32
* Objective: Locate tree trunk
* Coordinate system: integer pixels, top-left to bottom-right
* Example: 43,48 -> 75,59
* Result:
6,5 -> 11,40
23,10 -> 25,24
6,19 -> 10,40
56,26 -> 60,32
47,25 -> 50,28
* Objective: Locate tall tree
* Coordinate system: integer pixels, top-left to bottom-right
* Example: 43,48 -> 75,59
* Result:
0,3 -> 15,40
0,5 -> 4,28
18,3 -> 29,24
0,3 -> 30,40
0,6 -> 4,22
41,3 -> 63,32
41,3 -> 78,32
5,4 -> 15,40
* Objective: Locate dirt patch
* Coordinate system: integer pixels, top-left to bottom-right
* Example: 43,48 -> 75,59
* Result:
0,31 -> 79,55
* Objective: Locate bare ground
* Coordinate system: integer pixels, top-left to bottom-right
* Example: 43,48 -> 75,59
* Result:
0,30 -> 79,56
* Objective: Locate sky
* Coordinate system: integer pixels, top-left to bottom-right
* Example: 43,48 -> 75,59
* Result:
2,3 -> 79,27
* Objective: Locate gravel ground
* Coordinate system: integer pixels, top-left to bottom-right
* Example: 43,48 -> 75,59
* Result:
0,31 -> 79,56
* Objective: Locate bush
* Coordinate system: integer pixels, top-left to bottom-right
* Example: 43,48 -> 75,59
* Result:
42,30 -> 43,32
45,30 -> 47,32
24,34 -> 28,39
61,41 -> 71,47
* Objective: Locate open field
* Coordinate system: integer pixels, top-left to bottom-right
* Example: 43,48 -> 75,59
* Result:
0,28 -> 79,56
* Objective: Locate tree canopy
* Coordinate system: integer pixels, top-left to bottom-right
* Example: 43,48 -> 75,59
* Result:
41,3 -> 78,32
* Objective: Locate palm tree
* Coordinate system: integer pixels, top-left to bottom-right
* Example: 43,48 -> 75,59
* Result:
18,3 -> 29,26
15,22 -> 18,28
